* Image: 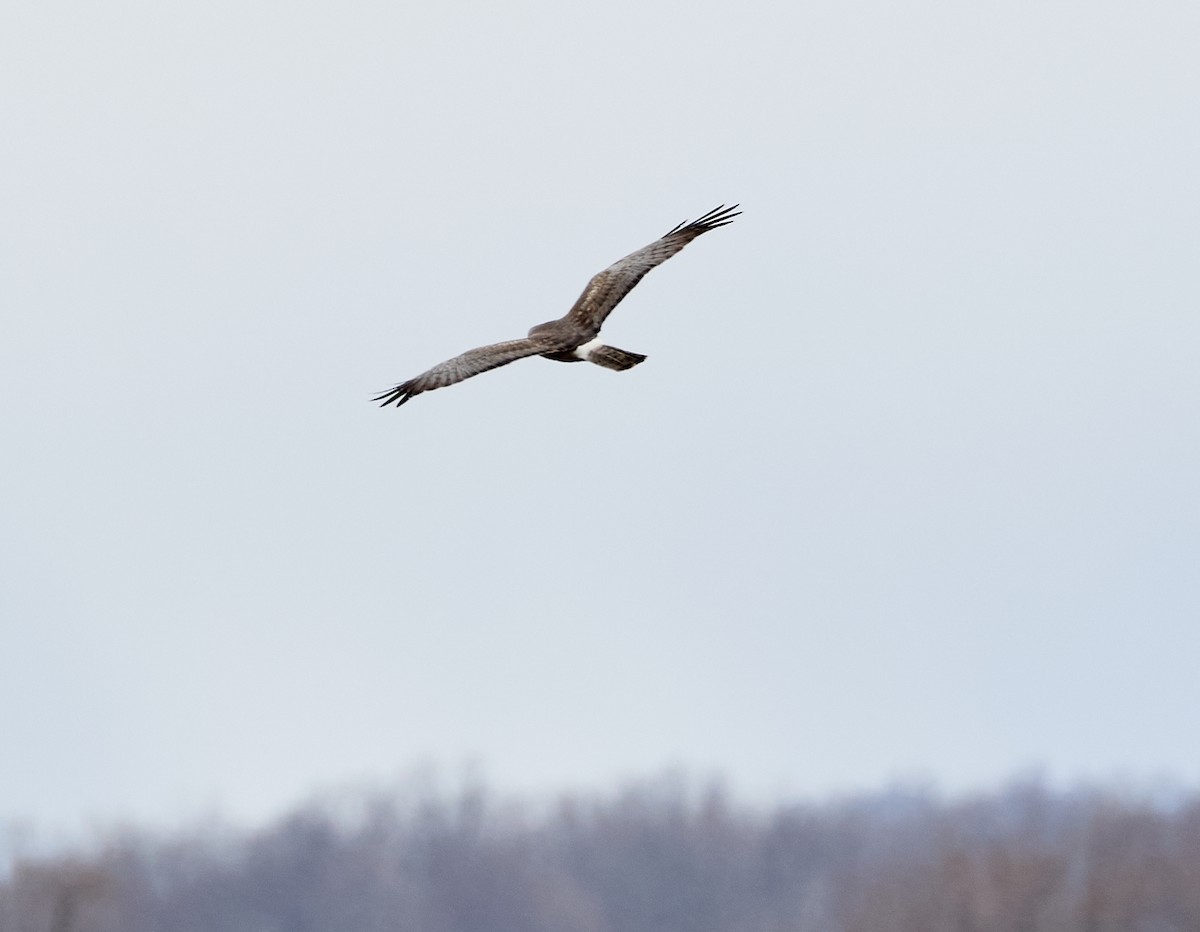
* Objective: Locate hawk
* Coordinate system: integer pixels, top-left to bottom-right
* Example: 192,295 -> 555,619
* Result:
374,204 -> 740,407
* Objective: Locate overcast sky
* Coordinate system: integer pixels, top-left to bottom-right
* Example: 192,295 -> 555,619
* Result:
3,0 -> 1198,836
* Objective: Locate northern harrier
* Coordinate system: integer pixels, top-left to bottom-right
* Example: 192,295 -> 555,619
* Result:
374,204 -> 740,407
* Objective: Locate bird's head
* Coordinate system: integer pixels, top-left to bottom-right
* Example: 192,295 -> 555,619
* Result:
527,320 -> 559,338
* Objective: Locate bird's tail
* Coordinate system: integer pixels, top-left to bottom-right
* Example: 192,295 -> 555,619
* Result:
586,345 -> 647,371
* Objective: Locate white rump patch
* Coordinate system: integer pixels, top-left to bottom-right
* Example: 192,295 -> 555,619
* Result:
573,337 -> 606,360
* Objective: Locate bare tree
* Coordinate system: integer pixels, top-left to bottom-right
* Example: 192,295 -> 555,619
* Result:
4,777 -> 1200,932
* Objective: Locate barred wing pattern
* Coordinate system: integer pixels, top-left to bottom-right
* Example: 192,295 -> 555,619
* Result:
374,204 -> 739,408
564,204 -> 741,333
373,338 -> 553,407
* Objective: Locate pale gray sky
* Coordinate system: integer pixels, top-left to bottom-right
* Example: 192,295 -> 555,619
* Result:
3,0 -> 1198,834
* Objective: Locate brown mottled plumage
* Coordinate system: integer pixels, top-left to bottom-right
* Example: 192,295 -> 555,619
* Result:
374,205 -> 740,408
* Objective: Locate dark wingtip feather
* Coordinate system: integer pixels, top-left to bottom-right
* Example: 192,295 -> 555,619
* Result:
373,381 -> 416,407
664,203 -> 742,237
697,204 -> 742,228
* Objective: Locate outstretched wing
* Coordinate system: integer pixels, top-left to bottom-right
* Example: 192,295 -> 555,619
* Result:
564,204 -> 741,333
374,338 -> 551,407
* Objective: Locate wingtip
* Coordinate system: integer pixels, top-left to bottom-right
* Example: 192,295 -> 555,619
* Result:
702,203 -> 742,225
373,384 -> 416,407
667,203 -> 741,236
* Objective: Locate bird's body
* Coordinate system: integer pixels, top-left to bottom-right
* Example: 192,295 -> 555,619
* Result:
374,204 -> 740,407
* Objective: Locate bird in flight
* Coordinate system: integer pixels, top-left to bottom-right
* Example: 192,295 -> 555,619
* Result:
374,204 -> 740,407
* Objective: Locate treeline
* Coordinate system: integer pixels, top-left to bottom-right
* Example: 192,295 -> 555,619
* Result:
3,774 -> 1199,932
